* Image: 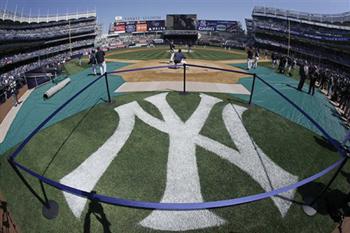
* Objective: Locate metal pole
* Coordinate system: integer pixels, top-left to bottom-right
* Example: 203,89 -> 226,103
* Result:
7,159 -> 46,206
104,72 -> 111,103
183,63 -> 186,94
68,20 -> 72,56
248,74 -> 257,105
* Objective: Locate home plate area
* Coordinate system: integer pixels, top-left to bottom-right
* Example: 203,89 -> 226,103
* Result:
114,81 -> 250,95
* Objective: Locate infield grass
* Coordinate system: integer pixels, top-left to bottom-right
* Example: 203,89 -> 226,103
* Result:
0,92 -> 347,233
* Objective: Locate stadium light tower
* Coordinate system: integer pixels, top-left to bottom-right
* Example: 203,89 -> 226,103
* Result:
29,8 -> 31,23
20,7 -> 24,23
69,19 -> 72,56
13,5 -> 17,22
2,0 -> 8,21
287,18 -> 291,57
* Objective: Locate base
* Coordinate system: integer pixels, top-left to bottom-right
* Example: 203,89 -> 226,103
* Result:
302,197 -> 317,216
42,200 -> 59,219
179,91 -> 188,95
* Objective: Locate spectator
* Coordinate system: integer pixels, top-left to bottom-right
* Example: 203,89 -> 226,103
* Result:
247,48 -> 254,70
8,76 -> 19,107
308,65 -> 318,96
253,49 -> 260,69
271,52 -> 278,68
95,47 -> 106,75
297,61 -> 309,91
88,50 -> 97,75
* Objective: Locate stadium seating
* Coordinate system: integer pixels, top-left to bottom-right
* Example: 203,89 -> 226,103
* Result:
0,10 -> 97,104
251,6 -> 350,70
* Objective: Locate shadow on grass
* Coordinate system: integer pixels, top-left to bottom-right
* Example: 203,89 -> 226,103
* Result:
41,98 -> 102,176
84,192 -> 112,233
313,136 -> 338,152
297,182 -> 350,223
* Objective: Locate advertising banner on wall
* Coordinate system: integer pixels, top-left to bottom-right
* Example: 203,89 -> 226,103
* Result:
136,21 -> 148,32
126,21 -> 136,33
147,20 -> 165,31
114,22 -> 126,33
197,20 -> 240,32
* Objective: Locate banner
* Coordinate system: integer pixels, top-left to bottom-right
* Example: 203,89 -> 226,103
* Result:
197,20 -> 241,32
136,21 -> 148,32
114,22 -> 126,33
147,20 -> 165,31
126,21 -> 136,33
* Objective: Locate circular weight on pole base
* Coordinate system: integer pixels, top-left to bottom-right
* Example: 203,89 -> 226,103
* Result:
302,197 -> 317,216
42,200 -> 59,219
302,204 -> 317,216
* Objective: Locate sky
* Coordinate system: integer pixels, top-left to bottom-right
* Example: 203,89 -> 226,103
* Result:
1,0 -> 350,32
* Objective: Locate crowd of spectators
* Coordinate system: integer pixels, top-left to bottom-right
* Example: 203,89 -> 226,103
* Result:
255,19 -> 350,41
255,37 -> 350,67
0,39 -> 95,67
0,22 -> 96,41
270,52 -> 350,123
197,31 -> 246,48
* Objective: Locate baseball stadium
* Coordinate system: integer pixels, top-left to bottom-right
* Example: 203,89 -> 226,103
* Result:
0,0 -> 350,232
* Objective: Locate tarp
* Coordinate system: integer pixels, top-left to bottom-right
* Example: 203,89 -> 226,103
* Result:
232,63 -> 347,143
0,62 -> 129,155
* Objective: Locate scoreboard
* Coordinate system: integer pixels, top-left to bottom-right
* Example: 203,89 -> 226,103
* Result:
166,14 -> 197,30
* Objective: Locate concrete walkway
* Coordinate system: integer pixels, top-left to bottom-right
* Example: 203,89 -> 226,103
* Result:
0,89 -> 33,143
114,81 -> 250,95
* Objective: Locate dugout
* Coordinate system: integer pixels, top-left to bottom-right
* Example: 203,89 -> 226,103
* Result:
163,30 -> 198,45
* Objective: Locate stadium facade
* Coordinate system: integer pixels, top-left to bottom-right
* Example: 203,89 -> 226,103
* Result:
250,6 -> 350,69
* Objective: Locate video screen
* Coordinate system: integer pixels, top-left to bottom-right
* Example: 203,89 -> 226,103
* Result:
166,14 -> 197,30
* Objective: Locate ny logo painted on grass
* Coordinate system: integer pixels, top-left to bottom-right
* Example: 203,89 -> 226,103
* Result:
60,93 -> 298,231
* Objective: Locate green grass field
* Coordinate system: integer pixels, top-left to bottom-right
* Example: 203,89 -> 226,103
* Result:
0,92 -> 347,233
106,47 -> 246,60
63,59 -> 90,76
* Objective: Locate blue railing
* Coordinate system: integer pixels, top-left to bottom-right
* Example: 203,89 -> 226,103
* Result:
8,63 -> 346,212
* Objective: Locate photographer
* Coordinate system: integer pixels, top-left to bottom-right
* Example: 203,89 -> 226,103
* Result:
308,65 -> 318,96
7,75 -> 20,107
